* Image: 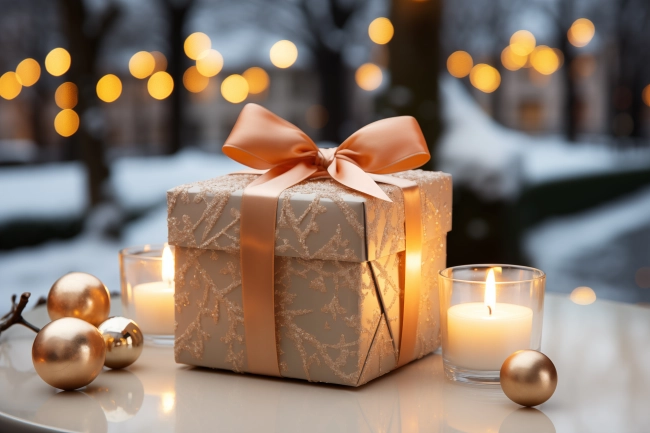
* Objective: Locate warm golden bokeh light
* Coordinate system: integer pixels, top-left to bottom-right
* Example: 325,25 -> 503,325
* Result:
221,74 -> 249,103
570,286 -> 597,305
643,85 -> 650,107
148,71 -> 174,100
184,32 -> 211,60
270,40 -> 298,69
45,48 -> 71,77
54,109 -> 80,137
151,51 -> 168,73
510,30 -> 536,56
305,104 -> 328,129
16,58 -> 41,87
0,72 -> 23,100
501,46 -> 527,71
368,17 -> 394,45
568,18 -> 595,48
355,63 -> 383,91
242,67 -> 269,94
96,74 -> 122,103
129,51 -> 156,79
196,49 -> 223,77
446,51 -> 473,78
469,64 -> 501,93
530,46 -> 560,75
183,66 -> 209,93
54,82 -> 78,109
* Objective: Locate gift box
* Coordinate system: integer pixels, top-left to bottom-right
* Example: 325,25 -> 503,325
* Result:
168,104 -> 452,386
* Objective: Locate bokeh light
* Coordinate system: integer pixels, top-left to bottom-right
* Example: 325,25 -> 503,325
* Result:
643,85 -> 650,107
510,30 -> 536,56
221,74 -> 249,103
270,40 -> 298,69
568,18 -> 595,48
570,286 -> 597,305
447,51 -> 473,78
242,67 -> 269,94
0,72 -> 23,100
355,63 -> 383,91
45,48 -> 71,77
196,49 -> 223,77
530,46 -> 560,75
96,74 -> 122,103
183,66 -> 209,93
184,32 -> 211,60
368,17 -> 394,45
147,71 -> 174,100
129,51 -> 156,79
305,105 -> 328,129
151,51 -> 168,73
55,82 -> 78,109
470,64 -> 501,93
15,58 -> 41,87
501,46 -> 527,71
54,109 -> 79,137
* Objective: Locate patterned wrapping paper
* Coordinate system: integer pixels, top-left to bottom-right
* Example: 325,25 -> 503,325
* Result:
168,170 -> 452,386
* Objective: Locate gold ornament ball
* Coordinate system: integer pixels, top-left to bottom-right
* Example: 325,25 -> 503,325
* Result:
98,317 -> 144,369
48,272 -> 111,326
32,317 -> 106,390
500,350 -> 558,407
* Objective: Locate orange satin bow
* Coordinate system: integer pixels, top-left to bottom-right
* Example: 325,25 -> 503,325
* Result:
223,103 -> 430,378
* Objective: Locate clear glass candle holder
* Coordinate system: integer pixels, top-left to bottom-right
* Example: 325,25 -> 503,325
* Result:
119,244 -> 175,346
439,264 -> 545,385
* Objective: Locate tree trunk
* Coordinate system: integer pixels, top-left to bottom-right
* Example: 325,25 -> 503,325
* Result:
387,0 -> 443,170
59,0 -> 113,206
315,45 -> 347,142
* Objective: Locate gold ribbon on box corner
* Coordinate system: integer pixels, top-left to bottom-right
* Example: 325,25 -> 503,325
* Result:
223,103 -> 429,377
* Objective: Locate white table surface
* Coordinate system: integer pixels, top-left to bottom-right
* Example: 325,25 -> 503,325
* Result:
0,294 -> 649,433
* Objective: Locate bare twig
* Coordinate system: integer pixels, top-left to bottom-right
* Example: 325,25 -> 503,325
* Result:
0,293 -> 41,338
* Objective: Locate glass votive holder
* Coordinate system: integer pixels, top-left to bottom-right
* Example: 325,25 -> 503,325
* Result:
119,244 -> 175,346
438,264 -> 545,385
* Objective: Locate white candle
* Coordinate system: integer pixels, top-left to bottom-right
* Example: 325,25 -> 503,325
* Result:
446,269 -> 533,371
132,245 -> 175,335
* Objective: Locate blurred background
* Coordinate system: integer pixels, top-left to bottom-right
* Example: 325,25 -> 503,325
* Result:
0,0 -> 649,311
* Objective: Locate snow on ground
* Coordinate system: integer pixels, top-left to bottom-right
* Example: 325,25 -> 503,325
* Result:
524,185 -> 650,303
0,162 -> 87,225
438,77 -> 650,200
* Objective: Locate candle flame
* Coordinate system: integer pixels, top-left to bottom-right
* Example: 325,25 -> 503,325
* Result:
162,244 -> 174,287
484,268 -> 496,313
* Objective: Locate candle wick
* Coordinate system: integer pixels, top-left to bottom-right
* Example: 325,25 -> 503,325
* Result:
487,305 -> 492,316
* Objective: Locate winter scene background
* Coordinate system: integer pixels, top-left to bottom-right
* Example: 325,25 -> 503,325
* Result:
1,0 -> 650,313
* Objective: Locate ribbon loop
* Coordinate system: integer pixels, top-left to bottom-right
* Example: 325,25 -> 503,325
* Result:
223,104 -> 430,378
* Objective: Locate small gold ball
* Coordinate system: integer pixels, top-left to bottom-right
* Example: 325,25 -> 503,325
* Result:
48,272 -> 111,326
32,317 -> 106,390
500,350 -> 558,407
98,317 -> 144,369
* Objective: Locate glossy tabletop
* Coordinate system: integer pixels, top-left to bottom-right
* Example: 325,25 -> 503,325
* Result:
0,294 -> 649,433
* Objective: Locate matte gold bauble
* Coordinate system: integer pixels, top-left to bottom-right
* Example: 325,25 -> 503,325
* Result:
500,350 -> 558,407
98,317 -> 144,369
48,272 -> 111,326
32,317 -> 106,390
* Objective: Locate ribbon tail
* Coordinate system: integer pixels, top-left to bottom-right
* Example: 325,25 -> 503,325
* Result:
240,161 -> 317,377
370,174 -> 422,367
329,159 -> 392,202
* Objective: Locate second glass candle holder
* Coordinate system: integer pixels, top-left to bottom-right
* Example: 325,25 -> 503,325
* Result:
438,264 -> 545,385
119,244 -> 176,346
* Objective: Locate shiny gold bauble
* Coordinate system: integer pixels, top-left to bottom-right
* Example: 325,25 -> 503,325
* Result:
98,317 -> 144,369
500,350 -> 558,407
32,317 -> 106,390
48,272 -> 111,326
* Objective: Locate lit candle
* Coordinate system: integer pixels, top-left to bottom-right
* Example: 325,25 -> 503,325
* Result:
446,269 -> 533,371
131,245 -> 175,335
